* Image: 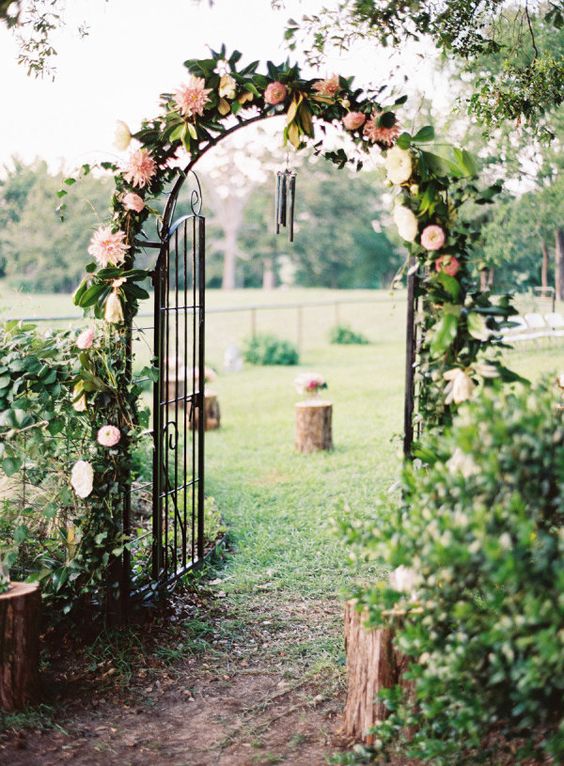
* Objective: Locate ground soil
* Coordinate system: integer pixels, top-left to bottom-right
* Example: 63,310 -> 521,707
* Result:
0,578 -> 354,766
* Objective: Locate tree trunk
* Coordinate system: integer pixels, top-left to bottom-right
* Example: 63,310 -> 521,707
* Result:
556,227 -> 564,301
0,583 -> 41,711
343,601 -> 412,744
295,400 -> 333,453
541,240 -> 549,290
263,257 -> 275,290
192,392 -> 221,431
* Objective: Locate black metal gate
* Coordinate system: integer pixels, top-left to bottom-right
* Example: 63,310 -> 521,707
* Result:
151,173 -> 206,585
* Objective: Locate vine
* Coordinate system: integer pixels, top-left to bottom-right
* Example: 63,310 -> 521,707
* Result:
60,45 -> 516,607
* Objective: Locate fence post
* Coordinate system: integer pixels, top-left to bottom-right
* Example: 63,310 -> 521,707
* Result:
297,305 -> 303,352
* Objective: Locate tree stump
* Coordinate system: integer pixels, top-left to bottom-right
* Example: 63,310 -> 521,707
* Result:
0,583 -> 41,711
191,392 -> 221,431
343,600 -> 411,744
295,400 -> 333,453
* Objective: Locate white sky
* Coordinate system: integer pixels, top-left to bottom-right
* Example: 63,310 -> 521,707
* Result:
1,0 -> 451,173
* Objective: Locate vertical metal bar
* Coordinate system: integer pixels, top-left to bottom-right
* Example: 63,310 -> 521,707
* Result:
191,218 -> 197,563
164,232 -> 170,577
287,171 -> 296,243
280,172 -> 287,227
183,220 -> 188,570
275,172 -> 281,234
197,215 -> 206,561
152,247 -> 165,578
173,227 -> 179,576
403,258 -> 418,458
121,318 -> 132,619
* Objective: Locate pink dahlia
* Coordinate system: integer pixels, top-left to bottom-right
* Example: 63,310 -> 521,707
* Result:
435,255 -> 461,277
264,81 -> 288,105
363,111 -> 401,147
87,226 -> 129,268
76,327 -> 95,350
122,192 -> 145,213
174,75 -> 212,119
312,74 -> 340,98
97,425 -> 121,448
123,148 -> 157,189
343,111 -> 366,131
421,225 -> 446,251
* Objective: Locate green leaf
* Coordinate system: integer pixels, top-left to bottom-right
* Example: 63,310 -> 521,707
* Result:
430,313 -> 459,355
437,272 -> 461,300
412,125 -> 435,143
396,132 -> 412,149
2,457 -> 21,476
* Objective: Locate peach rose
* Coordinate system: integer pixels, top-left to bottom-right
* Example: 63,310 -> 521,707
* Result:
435,255 -> 460,277
342,112 -> 366,131
76,327 -> 95,350
264,81 -> 288,105
421,225 -> 446,251
122,192 -> 145,213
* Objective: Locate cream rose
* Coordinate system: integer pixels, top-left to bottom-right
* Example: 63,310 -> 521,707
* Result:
71,460 -> 94,499
385,146 -> 413,185
219,74 -> 237,100
443,368 -> 475,404
393,205 -> 418,242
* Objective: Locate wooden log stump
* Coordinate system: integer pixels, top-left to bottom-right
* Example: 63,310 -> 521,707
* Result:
0,582 -> 41,711
343,600 -> 411,744
295,399 -> 333,453
191,391 -> 221,431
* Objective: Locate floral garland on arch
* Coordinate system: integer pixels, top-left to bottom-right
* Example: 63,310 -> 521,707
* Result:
63,45 -> 517,607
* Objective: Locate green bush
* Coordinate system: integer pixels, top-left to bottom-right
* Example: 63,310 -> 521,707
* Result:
243,334 -> 299,365
329,324 -> 369,345
342,380 -> 563,764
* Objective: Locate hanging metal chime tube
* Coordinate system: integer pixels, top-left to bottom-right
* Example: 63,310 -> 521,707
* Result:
275,169 -> 296,242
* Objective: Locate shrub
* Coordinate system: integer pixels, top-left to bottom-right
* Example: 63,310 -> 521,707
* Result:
329,324 -> 369,345
343,379 -> 563,764
243,334 -> 299,365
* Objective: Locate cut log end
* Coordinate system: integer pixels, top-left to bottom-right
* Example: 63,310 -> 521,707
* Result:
0,582 -> 41,711
295,400 -> 333,453
343,600 -> 411,745
191,392 -> 221,431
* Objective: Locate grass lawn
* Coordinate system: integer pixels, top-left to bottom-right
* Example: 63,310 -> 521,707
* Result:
0,286 -> 561,764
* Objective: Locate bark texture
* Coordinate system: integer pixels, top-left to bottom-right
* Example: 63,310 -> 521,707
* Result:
295,400 -> 333,453
0,582 -> 41,711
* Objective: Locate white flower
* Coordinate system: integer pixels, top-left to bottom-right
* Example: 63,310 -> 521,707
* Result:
104,292 -> 124,324
393,205 -> 418,242
385,146 -> 413,185
71,460 -> 94,499
443,368 -> 475,404
557,372 -> 564,389
218,74 -> 237,99
447,447 -> 479,478
114,120 -> 132,151
72,394 -> 87,412
389,565 -> 419,594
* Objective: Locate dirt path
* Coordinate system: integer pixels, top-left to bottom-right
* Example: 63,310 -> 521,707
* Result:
0,583 -> 350,766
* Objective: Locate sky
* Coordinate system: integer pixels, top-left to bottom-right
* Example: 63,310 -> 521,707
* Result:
1,0 -> 450,173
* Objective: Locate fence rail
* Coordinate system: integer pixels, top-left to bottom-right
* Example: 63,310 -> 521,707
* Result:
4,295 -> 404,352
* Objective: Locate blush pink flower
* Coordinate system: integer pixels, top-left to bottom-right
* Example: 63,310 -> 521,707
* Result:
421,225 -> 446,251
122,192 -> 145,213
264,81 -> 288,105
97,425 -> 121,448
312,74 -> 340,98
363,111 -> 401,147
76,327 -> 95,350
71,460 -> 94,499
343,112 -> 366,131
123,148 -> 157,189
435,255 -> 461,277
174,75 -> 212,119
87,226 -> 129,268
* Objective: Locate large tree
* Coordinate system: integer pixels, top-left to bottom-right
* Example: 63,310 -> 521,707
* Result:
285,1 -> 564,136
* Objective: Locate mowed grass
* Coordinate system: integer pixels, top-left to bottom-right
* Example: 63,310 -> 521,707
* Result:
1,284 -> 561,665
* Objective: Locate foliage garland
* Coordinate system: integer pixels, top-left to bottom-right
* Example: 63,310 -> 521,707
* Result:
61,45 -> 517,608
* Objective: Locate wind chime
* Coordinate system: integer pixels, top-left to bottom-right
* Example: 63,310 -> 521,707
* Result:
275,167 -> 297,242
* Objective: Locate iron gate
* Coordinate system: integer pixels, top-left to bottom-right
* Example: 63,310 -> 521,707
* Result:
151,174 -> 206,585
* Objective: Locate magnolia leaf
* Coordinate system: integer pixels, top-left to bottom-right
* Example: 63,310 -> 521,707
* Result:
467,312 -> 490,341
287,122 -> 301,149
430,313 -> 459,355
